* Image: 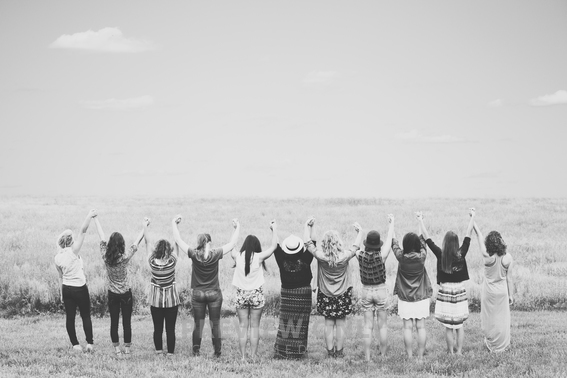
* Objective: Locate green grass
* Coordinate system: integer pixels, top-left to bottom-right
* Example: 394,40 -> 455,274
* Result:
1,312 -> 566,377
1,196 -> 566,316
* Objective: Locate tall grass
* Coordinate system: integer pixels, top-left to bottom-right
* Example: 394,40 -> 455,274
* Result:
1,196 -> 566,316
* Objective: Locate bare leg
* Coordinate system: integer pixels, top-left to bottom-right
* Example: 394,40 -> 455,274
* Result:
445,327 -> 454,354
249,308 -> 263,358
335,318 -> 346,351
416,319 -> 426,358
324,317 -> 335,351
377,310 -> 388,356
455,327 -> 464,355
402,319 -> 413,358
362,310 -> 374,361
236,308 -> 250,360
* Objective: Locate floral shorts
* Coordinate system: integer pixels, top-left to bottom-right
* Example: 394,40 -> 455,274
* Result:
316,287 -> 353,319
235,287 -> 265,310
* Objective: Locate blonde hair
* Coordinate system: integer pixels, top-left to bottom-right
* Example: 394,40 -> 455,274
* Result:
321,230 -> 343,267
57,230 -> 74,249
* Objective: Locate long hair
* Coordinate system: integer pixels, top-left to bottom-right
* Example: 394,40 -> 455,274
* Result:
194,233 -> 212,261
105,232 -> 125,266
485,231 -> 507,256
239,235 -> 267,276
321,230 -> 343,267
441,231 -> 459,274
153,239 -> 173,261
402,232 -> 422,254
57,230 -> 74,249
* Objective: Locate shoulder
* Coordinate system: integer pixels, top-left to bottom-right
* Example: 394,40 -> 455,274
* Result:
502,253 -> 513,267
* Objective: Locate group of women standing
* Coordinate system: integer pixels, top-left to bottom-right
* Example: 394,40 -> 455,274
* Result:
54,207 -> 514,360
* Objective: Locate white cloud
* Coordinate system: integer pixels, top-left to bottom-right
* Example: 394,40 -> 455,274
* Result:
81,95 -> 154,110
50,27 -> 154,53
303,70 -> 338,84
529,90 -> 567,106
395,129 -> 468,143
488,99 -> 503,108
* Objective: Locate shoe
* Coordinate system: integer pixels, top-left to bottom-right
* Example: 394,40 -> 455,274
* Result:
85,344 -> 94,353
72,345 -> 83,353
124,346 -> 131,355
327,348 -> 335,358
335,348 -> 344,358
114,347 -> 122,357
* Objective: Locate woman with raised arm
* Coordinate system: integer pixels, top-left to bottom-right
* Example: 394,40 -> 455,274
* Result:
304,218 -> 363,358
272,228 -> 314,359
472,217 -> 514,352
392,215 -> 433,359
418,209 -> 474,355
357,214 -> 395,361
231,220 -> 278,360
93,214 -> 145,356
172,215 -> 240,357
54,209 -> 97,353
144,217 -> 180,356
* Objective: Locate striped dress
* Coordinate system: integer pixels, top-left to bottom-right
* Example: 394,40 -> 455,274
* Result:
148,255 -> 180,308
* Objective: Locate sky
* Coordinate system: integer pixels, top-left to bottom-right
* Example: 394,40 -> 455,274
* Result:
0,0 -> 566,198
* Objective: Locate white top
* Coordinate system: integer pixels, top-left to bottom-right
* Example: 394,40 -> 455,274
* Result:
232,252 -> 265,291
54,247 -> 87,287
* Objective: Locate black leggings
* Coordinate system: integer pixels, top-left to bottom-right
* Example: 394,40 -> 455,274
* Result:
108,290 -> 133,346
62,284 -> 93,346
150,306 -> 178,354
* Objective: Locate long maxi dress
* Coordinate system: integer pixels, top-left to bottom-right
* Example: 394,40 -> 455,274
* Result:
481,253 -> 513,352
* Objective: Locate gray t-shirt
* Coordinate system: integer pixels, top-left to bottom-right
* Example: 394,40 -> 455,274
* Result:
187,247 -> 224,290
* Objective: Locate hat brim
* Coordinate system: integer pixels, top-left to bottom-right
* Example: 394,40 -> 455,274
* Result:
363,239 -> 384,250
281,244 -> 304,255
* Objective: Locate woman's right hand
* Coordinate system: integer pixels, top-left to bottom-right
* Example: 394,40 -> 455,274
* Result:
388,214 -> 395,224
173,214 -> 182,224
270,219 -> 277,231
306,217 -> 315,227
143,217 -> 151,227
88,209 -> 97,218
415,211 -> 423,221
469,207 -> 476,217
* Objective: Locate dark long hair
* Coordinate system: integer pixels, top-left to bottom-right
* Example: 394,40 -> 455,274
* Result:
485,231 -> 507,256
402,232 -> 422,254
105,232 -> 125,266
194,233 -> 212,261
441,231 -> 459,274
153,239 -> 173,261
240,235 -> 267,276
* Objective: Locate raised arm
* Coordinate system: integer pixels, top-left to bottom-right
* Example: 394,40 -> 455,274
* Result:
304,217 -> 314,243
171,215 -> 190,254
465,208 -> 475,238
381,214 -> 395,260
72,209 -> 97,255
473,221 -> 490,258
416,211 -> 430,240
142,217 -> 153,259
93,216 -> 105,242
350,222 -> 363,256
222,219 -> 240,254
257,220 -> 279,262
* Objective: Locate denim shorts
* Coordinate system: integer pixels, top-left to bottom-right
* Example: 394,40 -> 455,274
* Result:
359,284 -> 390,312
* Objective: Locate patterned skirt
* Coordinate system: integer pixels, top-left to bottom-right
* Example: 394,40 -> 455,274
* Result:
316,287 -> 353,319
274,286 -> 312,359
434,281 -> 469,329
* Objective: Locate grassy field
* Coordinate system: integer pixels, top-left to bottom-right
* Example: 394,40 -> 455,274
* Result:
1,196 -> 566,316
1,311 -> 566,378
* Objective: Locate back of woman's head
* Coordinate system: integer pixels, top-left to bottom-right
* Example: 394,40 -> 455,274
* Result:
57,230 -> 74,249
196,233 -> 211,251
154,239 -> 173,260
105,232 -> 125,266
402,232 -> 422,254
441,231 -> 459,273
240,234 -> 262,276
321,230 -> 343,267
485,231 -> 507,256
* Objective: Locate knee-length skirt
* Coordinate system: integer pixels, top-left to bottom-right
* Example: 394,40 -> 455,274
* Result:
434,281 -> 469,329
